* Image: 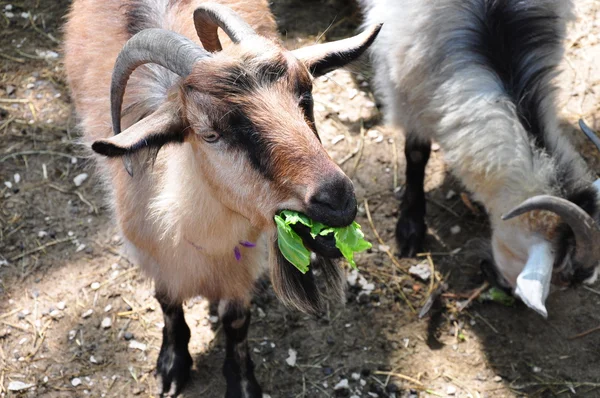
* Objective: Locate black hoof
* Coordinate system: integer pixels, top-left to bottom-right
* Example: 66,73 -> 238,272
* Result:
395,210 -> 426,258
156,346 -> 193,397
225,378 -> 262,398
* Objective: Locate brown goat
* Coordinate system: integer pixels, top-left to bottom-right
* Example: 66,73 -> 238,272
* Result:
64,0 -> 381,396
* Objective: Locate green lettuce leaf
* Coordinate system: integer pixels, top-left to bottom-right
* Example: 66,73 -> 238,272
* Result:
274,211 -> 372,273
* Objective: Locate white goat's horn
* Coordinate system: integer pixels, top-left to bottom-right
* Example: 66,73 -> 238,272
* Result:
579,119 -> 600,152
193,3 -> 258,52
502,195 -> 600,266
110,29 -> 210,136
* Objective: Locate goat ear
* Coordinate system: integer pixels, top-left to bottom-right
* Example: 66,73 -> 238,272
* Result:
92,102 -> 185,158
292,24 -> 382,78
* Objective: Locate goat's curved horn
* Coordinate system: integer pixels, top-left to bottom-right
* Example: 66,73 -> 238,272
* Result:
502,195 -> 600,265
193,3 -> 257,52
111,28 -> 210,135
579,119 -> 600,152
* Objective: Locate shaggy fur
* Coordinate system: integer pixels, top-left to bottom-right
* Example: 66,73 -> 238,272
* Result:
361,0 -> 600,287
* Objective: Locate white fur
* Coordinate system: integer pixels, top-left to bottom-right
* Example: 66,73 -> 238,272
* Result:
361,0 -> 596,289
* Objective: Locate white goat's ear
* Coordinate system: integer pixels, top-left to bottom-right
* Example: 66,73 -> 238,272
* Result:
514,242 -> 554,318
292,24 -> 382,78
92,102 -> 185,158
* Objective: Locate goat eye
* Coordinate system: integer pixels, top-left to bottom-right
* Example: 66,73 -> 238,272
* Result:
201,132 -> 220,143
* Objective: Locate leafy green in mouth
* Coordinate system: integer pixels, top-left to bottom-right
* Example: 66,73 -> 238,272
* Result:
274,210 -> 372,274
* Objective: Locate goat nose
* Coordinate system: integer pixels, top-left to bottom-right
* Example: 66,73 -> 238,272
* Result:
306,174 -> 357,227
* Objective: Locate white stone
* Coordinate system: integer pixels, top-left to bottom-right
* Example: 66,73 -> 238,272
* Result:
129,340 -> 147,351
73,173 -> 88,187
285,348 -> 297,367
8,381 -> 34,391
68,330 -> 77,340
49,310 -> 62,319
4,181 -> 12,189
446,190 -> 457,200
409,262 -> 431,281
71,378 -> 82,387
351,373 -> 361,381
101,317 -> 112,329
57,301 -> 66,311
104,304 -> 112,313
81,309 -> 93,318
90,355 -> 98,364
450,225 -> 461,235
447,385 -> 457,395
90,282 -> 101,290
13,173 -> 20,183
334,379 -> 349,390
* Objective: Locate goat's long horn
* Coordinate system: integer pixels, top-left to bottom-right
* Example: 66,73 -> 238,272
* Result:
502,195 -> 600,265
579,119 -> 600,152
193,3 -> 257,52
111,28 -> 210,135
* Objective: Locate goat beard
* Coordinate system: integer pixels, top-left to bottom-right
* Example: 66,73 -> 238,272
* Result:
269,235 -> 345,315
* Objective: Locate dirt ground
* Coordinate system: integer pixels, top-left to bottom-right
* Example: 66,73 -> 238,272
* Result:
1,0 -> 600,397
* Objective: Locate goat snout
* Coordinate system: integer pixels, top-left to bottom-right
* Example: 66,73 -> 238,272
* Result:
305,173 -> 357,227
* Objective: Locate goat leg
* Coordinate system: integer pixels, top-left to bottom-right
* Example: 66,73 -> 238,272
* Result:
155,290 -> 193,397
220,300 -> 262,398
396,135 -> 431,257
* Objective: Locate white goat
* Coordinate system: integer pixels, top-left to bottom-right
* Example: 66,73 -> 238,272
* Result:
64,0 -> 380,396
361,0 -> 600,317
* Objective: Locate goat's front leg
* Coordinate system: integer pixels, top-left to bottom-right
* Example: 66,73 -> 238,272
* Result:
155,290 -> 193,397
220,300 -> 262,398
396,135 -> 431,257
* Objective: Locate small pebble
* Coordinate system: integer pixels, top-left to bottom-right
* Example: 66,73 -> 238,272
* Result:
68,330 -> 77,340
532,366 -> 542,373
446,190 -> 457,200
73,173 -> 89,187
81,309 -> 93,319
493,375 -> 502,382
43,376 -> 48,383
4,181 -> 13,189
104,304 -> 112,312
409,263 -> 431,281
351,373 -> 361,381
334,379 -> 349,390
129,340 -> 147,351
101,317 -> 112,329
286,348 -> 297,367
57,301 -> 66,310
123,332 -> 134,341
90,282 -> 100,290
450,225 -> 461,235
13,173 -> 20,183
49,310 -> 62,319
447,385 -> 457,395
7,381 -> 34,391
71,378 -> 82,387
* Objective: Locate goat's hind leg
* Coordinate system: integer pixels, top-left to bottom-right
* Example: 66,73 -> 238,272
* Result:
396,134 -> 431,257
220,300 -> 262,398
155,290 -> 193,397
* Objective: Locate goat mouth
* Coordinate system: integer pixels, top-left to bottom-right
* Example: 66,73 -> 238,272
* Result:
290,222 -> 343,259
275,210 -> 343,259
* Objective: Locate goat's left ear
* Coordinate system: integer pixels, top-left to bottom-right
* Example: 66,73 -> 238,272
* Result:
292,24 -> 382,78
92,101 -> 186,158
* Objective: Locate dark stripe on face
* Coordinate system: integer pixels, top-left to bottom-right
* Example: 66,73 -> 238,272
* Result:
214,108 -> 276,179
458,0 -> 562,151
